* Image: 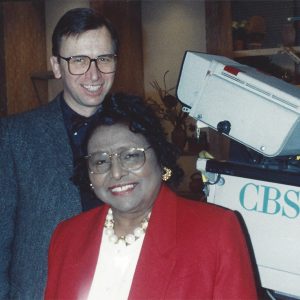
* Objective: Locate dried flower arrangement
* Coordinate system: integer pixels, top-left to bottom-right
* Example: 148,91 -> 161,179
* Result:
146,70 -> 188,132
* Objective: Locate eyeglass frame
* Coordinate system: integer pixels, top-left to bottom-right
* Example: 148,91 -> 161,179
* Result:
57,54 -> 117,75
85,146 -> 152,174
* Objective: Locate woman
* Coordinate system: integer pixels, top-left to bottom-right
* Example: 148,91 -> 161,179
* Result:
45,93 -> 258,299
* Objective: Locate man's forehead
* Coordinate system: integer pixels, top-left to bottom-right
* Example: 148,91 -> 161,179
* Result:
59,27 -> 114,54
61,27 -> 108,43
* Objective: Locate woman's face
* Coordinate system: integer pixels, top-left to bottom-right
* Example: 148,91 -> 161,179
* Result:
87,123 -> 162,215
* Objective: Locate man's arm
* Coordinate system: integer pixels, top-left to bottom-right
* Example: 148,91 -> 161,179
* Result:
0,118 -> 17,299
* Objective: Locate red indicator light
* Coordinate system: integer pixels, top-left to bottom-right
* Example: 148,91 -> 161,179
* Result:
224,65 -> 240,76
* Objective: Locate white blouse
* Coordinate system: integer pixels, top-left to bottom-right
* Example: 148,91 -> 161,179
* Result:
87,229 -> 145,300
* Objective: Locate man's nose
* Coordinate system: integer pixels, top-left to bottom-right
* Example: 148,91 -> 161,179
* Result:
86,60 -> 102,80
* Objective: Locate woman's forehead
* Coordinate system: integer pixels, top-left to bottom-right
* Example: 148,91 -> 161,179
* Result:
88,124 -> 148,151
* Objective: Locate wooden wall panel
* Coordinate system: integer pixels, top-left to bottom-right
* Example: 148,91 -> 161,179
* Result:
0,4 -> 6,117
205,0 -> 233,160
90,0 -> 144,97
2,1 -> 47,115
205,0 -> 233,57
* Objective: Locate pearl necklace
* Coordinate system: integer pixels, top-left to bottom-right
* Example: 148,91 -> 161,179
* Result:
104,208 -> 151,246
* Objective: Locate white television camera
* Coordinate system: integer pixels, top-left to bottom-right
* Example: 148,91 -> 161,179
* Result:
177,51 -> 300,298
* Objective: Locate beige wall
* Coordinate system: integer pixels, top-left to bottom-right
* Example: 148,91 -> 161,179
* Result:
141,0 -> 206,193
142,0 -> 206,100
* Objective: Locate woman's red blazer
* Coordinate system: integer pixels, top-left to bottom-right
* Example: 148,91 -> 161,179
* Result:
45,185 -> 258,299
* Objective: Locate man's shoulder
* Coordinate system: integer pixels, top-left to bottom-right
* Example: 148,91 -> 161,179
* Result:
4,95 -> 61,123
1,95 -> 62,132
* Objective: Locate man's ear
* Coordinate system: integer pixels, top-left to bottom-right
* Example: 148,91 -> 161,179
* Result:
50,56 -> 62,79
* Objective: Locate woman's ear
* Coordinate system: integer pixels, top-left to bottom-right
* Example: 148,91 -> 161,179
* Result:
50,56 -> 62,79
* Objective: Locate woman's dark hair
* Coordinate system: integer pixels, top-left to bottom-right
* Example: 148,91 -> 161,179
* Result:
52,7 -> 119,56
73,93 -> 184,194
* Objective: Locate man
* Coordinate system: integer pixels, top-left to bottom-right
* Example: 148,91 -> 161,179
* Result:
0,8 -> 118,299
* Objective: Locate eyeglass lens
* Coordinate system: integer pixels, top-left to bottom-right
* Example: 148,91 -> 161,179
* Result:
68,55 -> 116,75
88,148 -> 146,174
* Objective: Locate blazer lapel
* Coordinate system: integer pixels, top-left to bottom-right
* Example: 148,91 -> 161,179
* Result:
69,197 -> 176,300
39,95 -> 74,176
129,186 -> 178,299
68,206 -> 109,300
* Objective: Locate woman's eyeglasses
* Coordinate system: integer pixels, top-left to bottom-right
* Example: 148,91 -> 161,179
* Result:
85,146 -> 152,174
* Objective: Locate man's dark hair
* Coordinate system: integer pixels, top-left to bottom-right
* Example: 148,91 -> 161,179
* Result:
52,7 -> 119,56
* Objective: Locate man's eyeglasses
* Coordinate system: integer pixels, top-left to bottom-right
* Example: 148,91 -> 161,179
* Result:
57,54 -> 117,75
85,146 -> 152,174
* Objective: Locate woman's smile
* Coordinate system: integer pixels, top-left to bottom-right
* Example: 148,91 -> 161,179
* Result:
109,183 -> 137,195
88,123 -> 162,214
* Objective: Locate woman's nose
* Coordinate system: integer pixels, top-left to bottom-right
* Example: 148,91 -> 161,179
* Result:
110,156 -> 128,180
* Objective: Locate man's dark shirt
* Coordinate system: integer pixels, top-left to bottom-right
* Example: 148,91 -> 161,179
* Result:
60,95 -> 102,211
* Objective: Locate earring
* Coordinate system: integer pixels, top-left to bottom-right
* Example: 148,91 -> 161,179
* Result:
162,167 -> 172,181
90,183 -> 94,190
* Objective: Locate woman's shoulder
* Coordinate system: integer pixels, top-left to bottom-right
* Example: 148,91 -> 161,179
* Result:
48,206 -> 109,267
174,196 -> 245,250
175,194 -> 239,233
162,186 -> 235,222
61,205 -> 107,226
52,205 -> 108,240
178,194 -> 233,216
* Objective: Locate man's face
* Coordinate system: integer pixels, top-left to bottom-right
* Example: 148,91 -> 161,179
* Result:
50,27 -> 116,117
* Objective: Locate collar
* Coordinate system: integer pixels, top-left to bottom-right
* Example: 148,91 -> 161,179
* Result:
60,96 -> 104,135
